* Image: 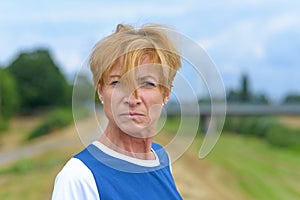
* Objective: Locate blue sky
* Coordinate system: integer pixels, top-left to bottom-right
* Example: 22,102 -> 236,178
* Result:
0,0 -> 299,102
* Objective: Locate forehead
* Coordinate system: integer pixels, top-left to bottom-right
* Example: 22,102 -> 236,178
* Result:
108,56 -> 162,79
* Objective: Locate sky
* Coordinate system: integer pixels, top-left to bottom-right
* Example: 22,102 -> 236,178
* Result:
0,0 -> 299,102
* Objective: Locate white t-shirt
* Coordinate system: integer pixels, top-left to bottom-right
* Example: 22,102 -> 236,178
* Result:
52,141 -> 169,200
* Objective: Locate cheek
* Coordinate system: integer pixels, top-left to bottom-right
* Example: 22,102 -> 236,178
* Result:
142,90 -> 164,119
103,90 -> 123,116
103,100 -> 112,119
143,90 -> 164,104
102,90 -> 114,116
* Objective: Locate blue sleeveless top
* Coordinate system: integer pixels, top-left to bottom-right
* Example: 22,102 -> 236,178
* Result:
74,142 -> 182,200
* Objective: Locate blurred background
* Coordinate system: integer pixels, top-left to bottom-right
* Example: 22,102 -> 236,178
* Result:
0,0 -> 299,199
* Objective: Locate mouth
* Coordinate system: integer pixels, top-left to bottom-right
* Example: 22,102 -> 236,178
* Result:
120,112 -> 145,118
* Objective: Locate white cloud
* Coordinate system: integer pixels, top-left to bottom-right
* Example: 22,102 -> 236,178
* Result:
201,9 -> 300,63
0,1 -> 191,24
201,19 -> 264,61
266,12 -> 300,34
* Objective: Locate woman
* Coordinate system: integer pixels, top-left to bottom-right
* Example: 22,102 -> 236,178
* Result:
52,24 -> 182,199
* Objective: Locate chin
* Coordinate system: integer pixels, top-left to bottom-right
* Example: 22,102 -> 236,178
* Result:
118,122 -> 156,139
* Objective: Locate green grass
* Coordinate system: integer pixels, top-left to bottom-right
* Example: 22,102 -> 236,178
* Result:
160,116 -> 300,199
205,134 -> 300,200
0,146 -> 81,200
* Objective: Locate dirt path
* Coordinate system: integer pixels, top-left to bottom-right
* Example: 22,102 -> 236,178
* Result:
0,117 -> 97,166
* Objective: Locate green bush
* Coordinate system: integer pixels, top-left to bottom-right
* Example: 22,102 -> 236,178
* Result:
223,116 -> 300,148
224,117 -> 278,137
266,124 -> 300,147
27,108 -> 73,140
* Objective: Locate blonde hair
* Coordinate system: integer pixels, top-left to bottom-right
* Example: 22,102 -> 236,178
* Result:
89,23 -> 181,96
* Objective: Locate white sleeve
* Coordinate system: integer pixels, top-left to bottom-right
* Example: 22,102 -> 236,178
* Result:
52,158 -> 100,200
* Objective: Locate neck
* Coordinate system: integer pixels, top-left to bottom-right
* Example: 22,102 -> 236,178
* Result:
98,122 -> 155,160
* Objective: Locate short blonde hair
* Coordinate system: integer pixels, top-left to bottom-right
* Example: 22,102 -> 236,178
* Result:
89,24 -> 181,95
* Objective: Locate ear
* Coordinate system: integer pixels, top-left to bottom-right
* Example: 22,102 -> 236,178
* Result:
163,89 -> 171,105
97,84 -> 103,102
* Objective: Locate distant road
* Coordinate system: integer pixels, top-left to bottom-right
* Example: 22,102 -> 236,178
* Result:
166,103 -> 300,116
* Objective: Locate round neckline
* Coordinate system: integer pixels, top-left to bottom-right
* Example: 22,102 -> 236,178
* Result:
92,141 -> 160,167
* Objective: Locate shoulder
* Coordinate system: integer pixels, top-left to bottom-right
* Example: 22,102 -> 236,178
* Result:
152,142 -> 164,151
52,158 -> 100,200
57,157 -> 92,178
152,142 -> 173,170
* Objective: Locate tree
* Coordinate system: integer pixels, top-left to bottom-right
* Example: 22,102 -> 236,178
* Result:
227,88 -> 240,103
283,93 -> 300,104
0,68 -> 19,131
7,49 -> 70,113
240,73 -> 251,103
227,73 -> 269,104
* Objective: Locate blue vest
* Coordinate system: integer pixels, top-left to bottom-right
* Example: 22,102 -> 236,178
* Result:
74,142 -> 182,200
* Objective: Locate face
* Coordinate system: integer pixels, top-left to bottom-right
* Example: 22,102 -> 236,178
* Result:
98,57 -> 169,138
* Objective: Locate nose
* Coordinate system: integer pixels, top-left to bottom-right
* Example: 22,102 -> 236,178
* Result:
125,91 -> 142,107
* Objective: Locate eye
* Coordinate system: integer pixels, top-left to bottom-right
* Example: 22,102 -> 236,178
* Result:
142,81 -> 156,88
110,81 -> 120,86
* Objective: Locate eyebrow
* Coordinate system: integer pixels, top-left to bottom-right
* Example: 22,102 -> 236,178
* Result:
138,75 -> 158,82
108,75 -> 121,79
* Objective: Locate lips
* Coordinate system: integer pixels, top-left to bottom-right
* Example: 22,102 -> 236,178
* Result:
120,111 -> 145,118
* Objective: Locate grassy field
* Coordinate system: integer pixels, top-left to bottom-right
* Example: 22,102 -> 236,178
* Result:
0,116 -> 300,199
205,134 -> 300,200
0,116 -> 84,200
0,146 -> 82,200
